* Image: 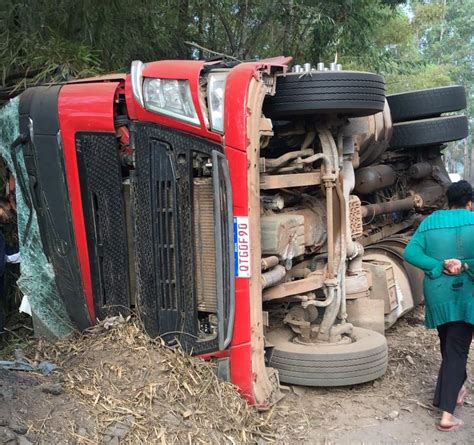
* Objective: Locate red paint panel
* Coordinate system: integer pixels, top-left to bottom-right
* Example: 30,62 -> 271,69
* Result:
222,59 -> 290,402
125,60 -> 221,143
224,59 -> 290,151
226,147 -> 248,212
57,81 -> 120,322
225,146 -> 251,346
229,342 -> 256,404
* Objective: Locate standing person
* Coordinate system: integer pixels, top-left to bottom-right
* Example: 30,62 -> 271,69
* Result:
404,180 -> 474,432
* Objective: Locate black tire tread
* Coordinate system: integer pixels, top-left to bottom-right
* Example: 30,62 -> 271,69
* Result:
276,365 -> 387,387
388,85 -> 466,122
266,327 -> 388,387
277,362 -> 387,380
264,71 -> 386,118
390,115 -> 469,150
272,351 -> 387,371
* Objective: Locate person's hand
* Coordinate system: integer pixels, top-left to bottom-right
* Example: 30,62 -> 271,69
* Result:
444,259 -> 462,275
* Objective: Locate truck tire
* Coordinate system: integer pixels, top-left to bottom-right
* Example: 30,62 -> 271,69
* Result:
390,115 -> 468,150
266,326 -> 387,386
264,71 -> 386,118
388,86 -> 466,123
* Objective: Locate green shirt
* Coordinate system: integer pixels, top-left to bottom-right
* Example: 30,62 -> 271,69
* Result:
403,209 -> 474,328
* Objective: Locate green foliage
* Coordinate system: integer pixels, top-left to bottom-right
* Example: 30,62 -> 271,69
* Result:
0,0 -> 471,137
385,64 -> 457,93
0,0 -> 406,92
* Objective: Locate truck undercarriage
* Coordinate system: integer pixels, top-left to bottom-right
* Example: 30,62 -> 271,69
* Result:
0,57 -> 468,406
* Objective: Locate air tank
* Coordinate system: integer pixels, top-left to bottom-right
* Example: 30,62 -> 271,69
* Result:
354,165 -> 396,194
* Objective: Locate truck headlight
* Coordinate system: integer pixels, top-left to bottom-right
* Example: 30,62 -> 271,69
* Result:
143,78 -> 200,125
207,72 -> 228,133
131,60 -> 145,107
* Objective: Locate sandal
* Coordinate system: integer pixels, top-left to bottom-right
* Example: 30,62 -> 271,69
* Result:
437,418 -> 464,432
457,386 -> 468,406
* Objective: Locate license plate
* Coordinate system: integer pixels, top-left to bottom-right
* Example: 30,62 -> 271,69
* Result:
234,217 -> 251,278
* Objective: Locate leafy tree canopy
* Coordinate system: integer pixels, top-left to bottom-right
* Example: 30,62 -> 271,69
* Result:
0,0 -> 472,134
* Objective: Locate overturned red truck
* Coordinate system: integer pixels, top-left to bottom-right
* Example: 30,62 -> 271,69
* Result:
14,57 -> 468,406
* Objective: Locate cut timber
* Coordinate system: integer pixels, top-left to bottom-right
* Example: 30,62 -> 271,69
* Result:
260,171 -> 321,190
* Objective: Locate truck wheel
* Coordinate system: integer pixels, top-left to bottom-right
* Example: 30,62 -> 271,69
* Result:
390,115 -> 468,150
388,86 -> 466,123
266,326 -> 387,386
264,71 -> 386,118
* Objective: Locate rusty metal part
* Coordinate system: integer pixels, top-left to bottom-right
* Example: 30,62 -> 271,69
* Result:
363,260 -> 398,314
262,271 -> 324,301
365,237 -> 424,307
261,256 -> 279,271
409,180 -> 445,208
315,127 -> 347,342
325,182 -> 335,279
301,130 -> 316,150
301,288 -> 335,308
319,178 -> 348,341
409,162 -> 433,179
349,195 -> 363,238
261,148 -> 314,171
261,194 -> 285,210
346,297 -> 385,334
328,322 -> 353,344
301,153 -> 331,166
281,205 -> 327,248
260,214 -> 305,259
260,171 -> 321,189
339,158 -> 360,320
284,305 -> 318,324
344,99 -> 393,167
362,101 -> 393,166
345,271 -> 371,299
261,265 -> 287,289
289,318 -> 353,344
247,74 -> 280,404
283,305 -> 319,342
364,248 -> 415,329
359,220 -> 414,247
354,165 -> 396,194
317,128 -> 338,174
361,195 -> 422,218
287,267 -> 311,279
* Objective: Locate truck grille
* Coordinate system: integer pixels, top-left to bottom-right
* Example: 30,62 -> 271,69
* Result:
155,179 -> 178,310
76,132 -> 131,319
193,177 -> 217,312
132,122 -> 230,354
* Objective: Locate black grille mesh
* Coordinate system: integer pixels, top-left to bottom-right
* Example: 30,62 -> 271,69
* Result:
76,133 -> 131,319
132,123 -> 222,354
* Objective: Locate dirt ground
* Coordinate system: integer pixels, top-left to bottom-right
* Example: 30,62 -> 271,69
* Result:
0,307 -> 472,444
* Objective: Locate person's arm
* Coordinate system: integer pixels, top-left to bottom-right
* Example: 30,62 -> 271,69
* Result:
403,230 -> 444,278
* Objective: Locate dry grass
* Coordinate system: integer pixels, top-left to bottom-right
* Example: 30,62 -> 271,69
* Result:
35,315 -> 295,444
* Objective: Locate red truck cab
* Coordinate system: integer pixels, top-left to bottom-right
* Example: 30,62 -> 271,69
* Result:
14,57 -> 467,406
